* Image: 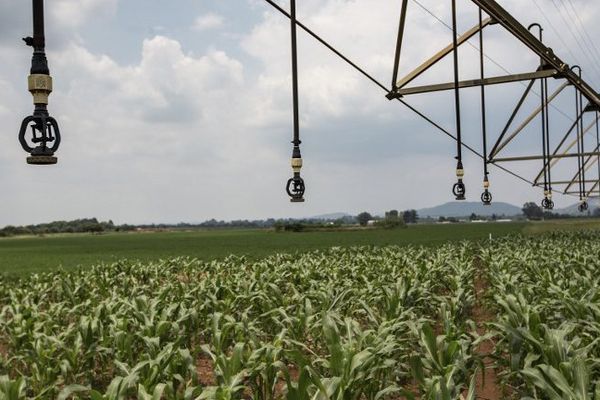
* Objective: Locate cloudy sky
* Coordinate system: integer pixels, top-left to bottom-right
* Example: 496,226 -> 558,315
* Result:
1,0 -> 600,225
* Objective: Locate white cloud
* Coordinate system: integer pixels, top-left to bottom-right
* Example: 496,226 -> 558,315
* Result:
192,13 -> 224,31
50,0 -> 118,28
1,0 -> 599,225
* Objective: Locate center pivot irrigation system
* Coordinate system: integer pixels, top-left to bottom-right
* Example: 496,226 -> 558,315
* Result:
17,0 -> 600,210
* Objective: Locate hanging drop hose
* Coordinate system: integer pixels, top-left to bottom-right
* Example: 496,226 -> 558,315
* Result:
529,23 -> 553,210
579,75 -> 589,212
541,77 -> 554,210
479,9 -> 492,206
286,0 -> 306,203
540,76 -> 549,207
575,88 -> 582,200
572,66 -> 587,212
544,77 -> 552,202
451,0 -> 466,201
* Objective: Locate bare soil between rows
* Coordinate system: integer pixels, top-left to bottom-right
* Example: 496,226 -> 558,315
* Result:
472,258 -> 503,400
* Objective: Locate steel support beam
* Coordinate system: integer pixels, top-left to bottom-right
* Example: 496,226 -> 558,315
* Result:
396,69 -> 558,96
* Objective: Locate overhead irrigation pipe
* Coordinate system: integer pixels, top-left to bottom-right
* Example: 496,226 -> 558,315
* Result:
19,0 -> 61,165
261,0 -> 579,198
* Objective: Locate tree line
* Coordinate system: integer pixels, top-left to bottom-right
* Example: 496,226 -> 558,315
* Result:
356,210 -> 419,227
0,218 -> 123,237
522,202 -> 600,220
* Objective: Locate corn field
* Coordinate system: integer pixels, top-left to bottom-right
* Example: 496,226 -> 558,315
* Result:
0,232 -> 599,399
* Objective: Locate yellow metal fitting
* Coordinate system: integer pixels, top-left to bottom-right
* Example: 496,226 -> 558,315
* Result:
456,169 -> 464,178
291,157 -> 303,173
483,180 -> 490,189
28,74 -> 53,105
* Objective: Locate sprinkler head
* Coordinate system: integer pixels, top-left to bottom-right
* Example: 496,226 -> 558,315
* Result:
286,174 -> 305,202
541,197 -> 554,210
18,113 -> 60,165
453,180 -> 466,200
578,201 -> 589,212
541,190 -> 554,210
481,189 -> 492,205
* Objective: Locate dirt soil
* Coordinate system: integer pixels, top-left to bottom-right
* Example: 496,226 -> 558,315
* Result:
472,259 -> 503,400
196,354 -> 216,386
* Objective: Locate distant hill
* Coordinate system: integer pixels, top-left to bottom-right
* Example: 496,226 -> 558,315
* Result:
310,212 -> 352,220
417,201 -> 522,218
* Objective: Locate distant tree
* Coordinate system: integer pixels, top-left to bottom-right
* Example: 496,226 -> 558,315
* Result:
357,212 -> 373,226
522,202 -> 544,220
594,208 -> 600,217
469,213 -> 478,221
402,210 -> 418,224
385,210 -> 399,220
377,210 -> 406,229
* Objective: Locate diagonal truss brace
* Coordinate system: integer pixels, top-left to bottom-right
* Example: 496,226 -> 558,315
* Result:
393,17 -> 493,91
489,81 -> 569,160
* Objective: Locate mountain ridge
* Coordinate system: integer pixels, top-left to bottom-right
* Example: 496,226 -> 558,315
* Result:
417,201 -> 521,218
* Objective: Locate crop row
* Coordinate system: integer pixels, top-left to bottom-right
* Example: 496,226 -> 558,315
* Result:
1,244 -> 480,399
481,231 -> 600,399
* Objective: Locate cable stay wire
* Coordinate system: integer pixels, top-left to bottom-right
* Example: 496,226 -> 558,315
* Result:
549,0 -> 600,85
261,0 -> 567,193
531,0 -> 586,72
561,0 -> 600,74
564,0 -> 600,66
556,0 -> 600,73
411,0 -> 575,123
